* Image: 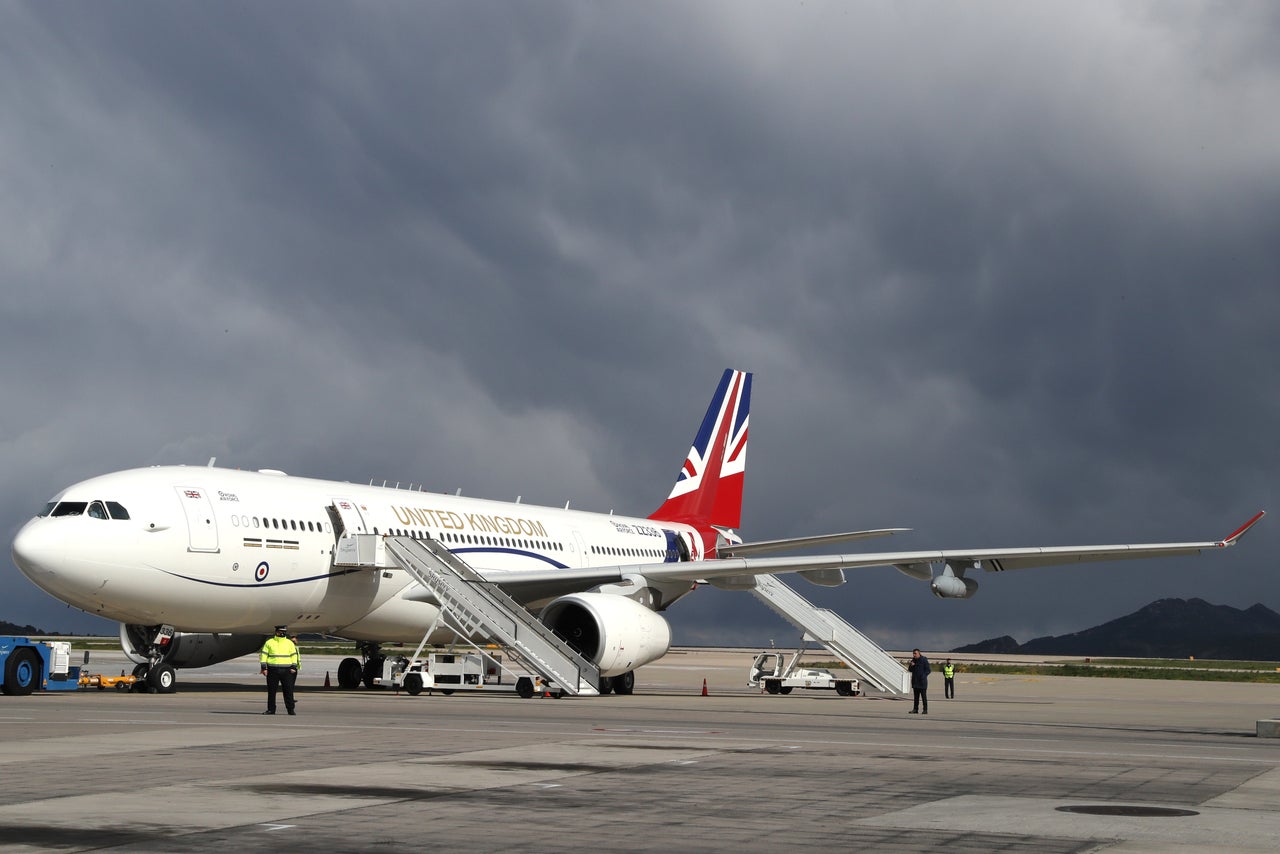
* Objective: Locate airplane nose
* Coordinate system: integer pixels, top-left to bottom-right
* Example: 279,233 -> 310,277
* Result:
12,519 -> 57,584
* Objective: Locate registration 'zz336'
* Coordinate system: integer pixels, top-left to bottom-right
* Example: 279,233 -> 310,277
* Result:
611,522 -> 661,537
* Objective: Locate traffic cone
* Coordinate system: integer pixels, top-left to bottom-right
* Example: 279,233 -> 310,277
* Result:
324,671 -> 331,688
701,678 -> 708,697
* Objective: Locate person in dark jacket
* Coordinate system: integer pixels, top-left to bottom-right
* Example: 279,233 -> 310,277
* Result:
907,649 -> 930,714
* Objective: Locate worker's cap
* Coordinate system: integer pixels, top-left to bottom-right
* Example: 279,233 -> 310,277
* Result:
274,625 -> 288,632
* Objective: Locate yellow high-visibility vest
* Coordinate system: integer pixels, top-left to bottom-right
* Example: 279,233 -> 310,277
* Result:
259,636 -> 300,668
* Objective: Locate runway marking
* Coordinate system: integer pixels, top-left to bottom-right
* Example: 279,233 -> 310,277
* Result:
260,824 -> 296,831
823,738 -> 1280,765
592,727 -> 724,735
952,734 -> 1258,753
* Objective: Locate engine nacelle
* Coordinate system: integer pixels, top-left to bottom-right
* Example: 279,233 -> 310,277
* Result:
121,623 -> 266,669
539,592 -> 672,677
930,575 -> 979,599
895,562 -> 934,581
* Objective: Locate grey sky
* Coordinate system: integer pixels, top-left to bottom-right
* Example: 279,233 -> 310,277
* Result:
2,2 -> 1276,652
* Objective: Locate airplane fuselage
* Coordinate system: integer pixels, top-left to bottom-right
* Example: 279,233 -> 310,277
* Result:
12,465 -> 704,642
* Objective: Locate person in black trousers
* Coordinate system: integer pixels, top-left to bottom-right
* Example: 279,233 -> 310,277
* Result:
907,649 -> 930,714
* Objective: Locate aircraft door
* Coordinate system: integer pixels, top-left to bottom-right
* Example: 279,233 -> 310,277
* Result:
571,531 -> 590,567
329,497 -> 369,538
664,529 -> 691,562
174,486 -> 219,553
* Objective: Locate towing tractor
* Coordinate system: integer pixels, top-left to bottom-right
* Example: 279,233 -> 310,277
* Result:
383,651 -> 499,695
0,637 -> 82,695
372,650 -> 570,698
748,649 -> 860,696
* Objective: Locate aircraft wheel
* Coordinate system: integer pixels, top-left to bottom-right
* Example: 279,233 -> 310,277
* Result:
132,663 -> 149,678
403,673 -> 423,696
337,658 -> 363,689
147,663 -> 177,693
362,657 -> 384,689
336,657 -> 362,689
2,647 -> 39,695
611,671 -> 635,695
597,676 -> 613,695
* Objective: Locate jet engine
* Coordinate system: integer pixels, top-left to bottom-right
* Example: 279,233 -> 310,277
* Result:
120,623 -> 266,669
930,574 -> 979,599
539,592 -> 672,677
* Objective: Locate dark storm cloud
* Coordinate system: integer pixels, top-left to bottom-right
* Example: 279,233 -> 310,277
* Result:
1,2 -> 1276,649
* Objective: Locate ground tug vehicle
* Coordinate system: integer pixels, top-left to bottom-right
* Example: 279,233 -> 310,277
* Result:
748,648 -> 860,696
0,637 -> 82,694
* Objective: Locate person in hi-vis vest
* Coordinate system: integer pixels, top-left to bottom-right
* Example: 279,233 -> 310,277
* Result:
259,625 -> 300,715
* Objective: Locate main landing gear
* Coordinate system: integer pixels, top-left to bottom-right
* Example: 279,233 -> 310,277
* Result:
337,642 -> 385,690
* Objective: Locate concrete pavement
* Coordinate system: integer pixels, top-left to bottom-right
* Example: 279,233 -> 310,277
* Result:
1,648 -> 1278,852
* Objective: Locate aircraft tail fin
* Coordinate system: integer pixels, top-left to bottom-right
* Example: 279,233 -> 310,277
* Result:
649,369 -> 751,530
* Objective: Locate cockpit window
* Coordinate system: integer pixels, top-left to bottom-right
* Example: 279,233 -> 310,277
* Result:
38,502 -> 56,517
50,502 -> 87,517
106,501 -> 130,520
88,501 -> 109,520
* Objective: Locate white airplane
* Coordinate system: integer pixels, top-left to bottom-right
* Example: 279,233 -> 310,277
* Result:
11,370 -> 1265,694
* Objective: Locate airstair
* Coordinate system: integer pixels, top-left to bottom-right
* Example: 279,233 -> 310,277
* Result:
379,536 -> 601,696
750,574 -> 909,694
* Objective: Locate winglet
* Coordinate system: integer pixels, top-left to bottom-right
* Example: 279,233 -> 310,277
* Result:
1218,510 -> 1266,547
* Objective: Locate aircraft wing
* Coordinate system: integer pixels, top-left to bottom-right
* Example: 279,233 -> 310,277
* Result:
684,510 -> 1265,583
717,527 -> 910,557
484,511 -> 1264,603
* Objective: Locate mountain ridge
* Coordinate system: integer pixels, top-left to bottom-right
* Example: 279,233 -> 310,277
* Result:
955,598 -> 1280,660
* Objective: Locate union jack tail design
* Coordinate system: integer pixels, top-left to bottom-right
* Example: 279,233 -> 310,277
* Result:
649,369 -> 751,531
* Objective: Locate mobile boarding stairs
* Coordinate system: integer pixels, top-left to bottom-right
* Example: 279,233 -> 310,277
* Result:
749,574 -> 911,695
336,534 -> 601,696
335,533 -> 909,697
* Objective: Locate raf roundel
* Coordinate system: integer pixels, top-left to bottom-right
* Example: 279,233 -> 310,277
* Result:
255,561 -> 270,582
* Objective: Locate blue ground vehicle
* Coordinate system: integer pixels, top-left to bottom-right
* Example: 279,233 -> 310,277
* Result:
0,636 -> 81,695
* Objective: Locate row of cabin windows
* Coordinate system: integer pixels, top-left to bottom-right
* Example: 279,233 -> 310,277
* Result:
382,527 -> 563,553
383,529 -> 667,560
231,516 -> 330,533
592,544 -> 666,559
